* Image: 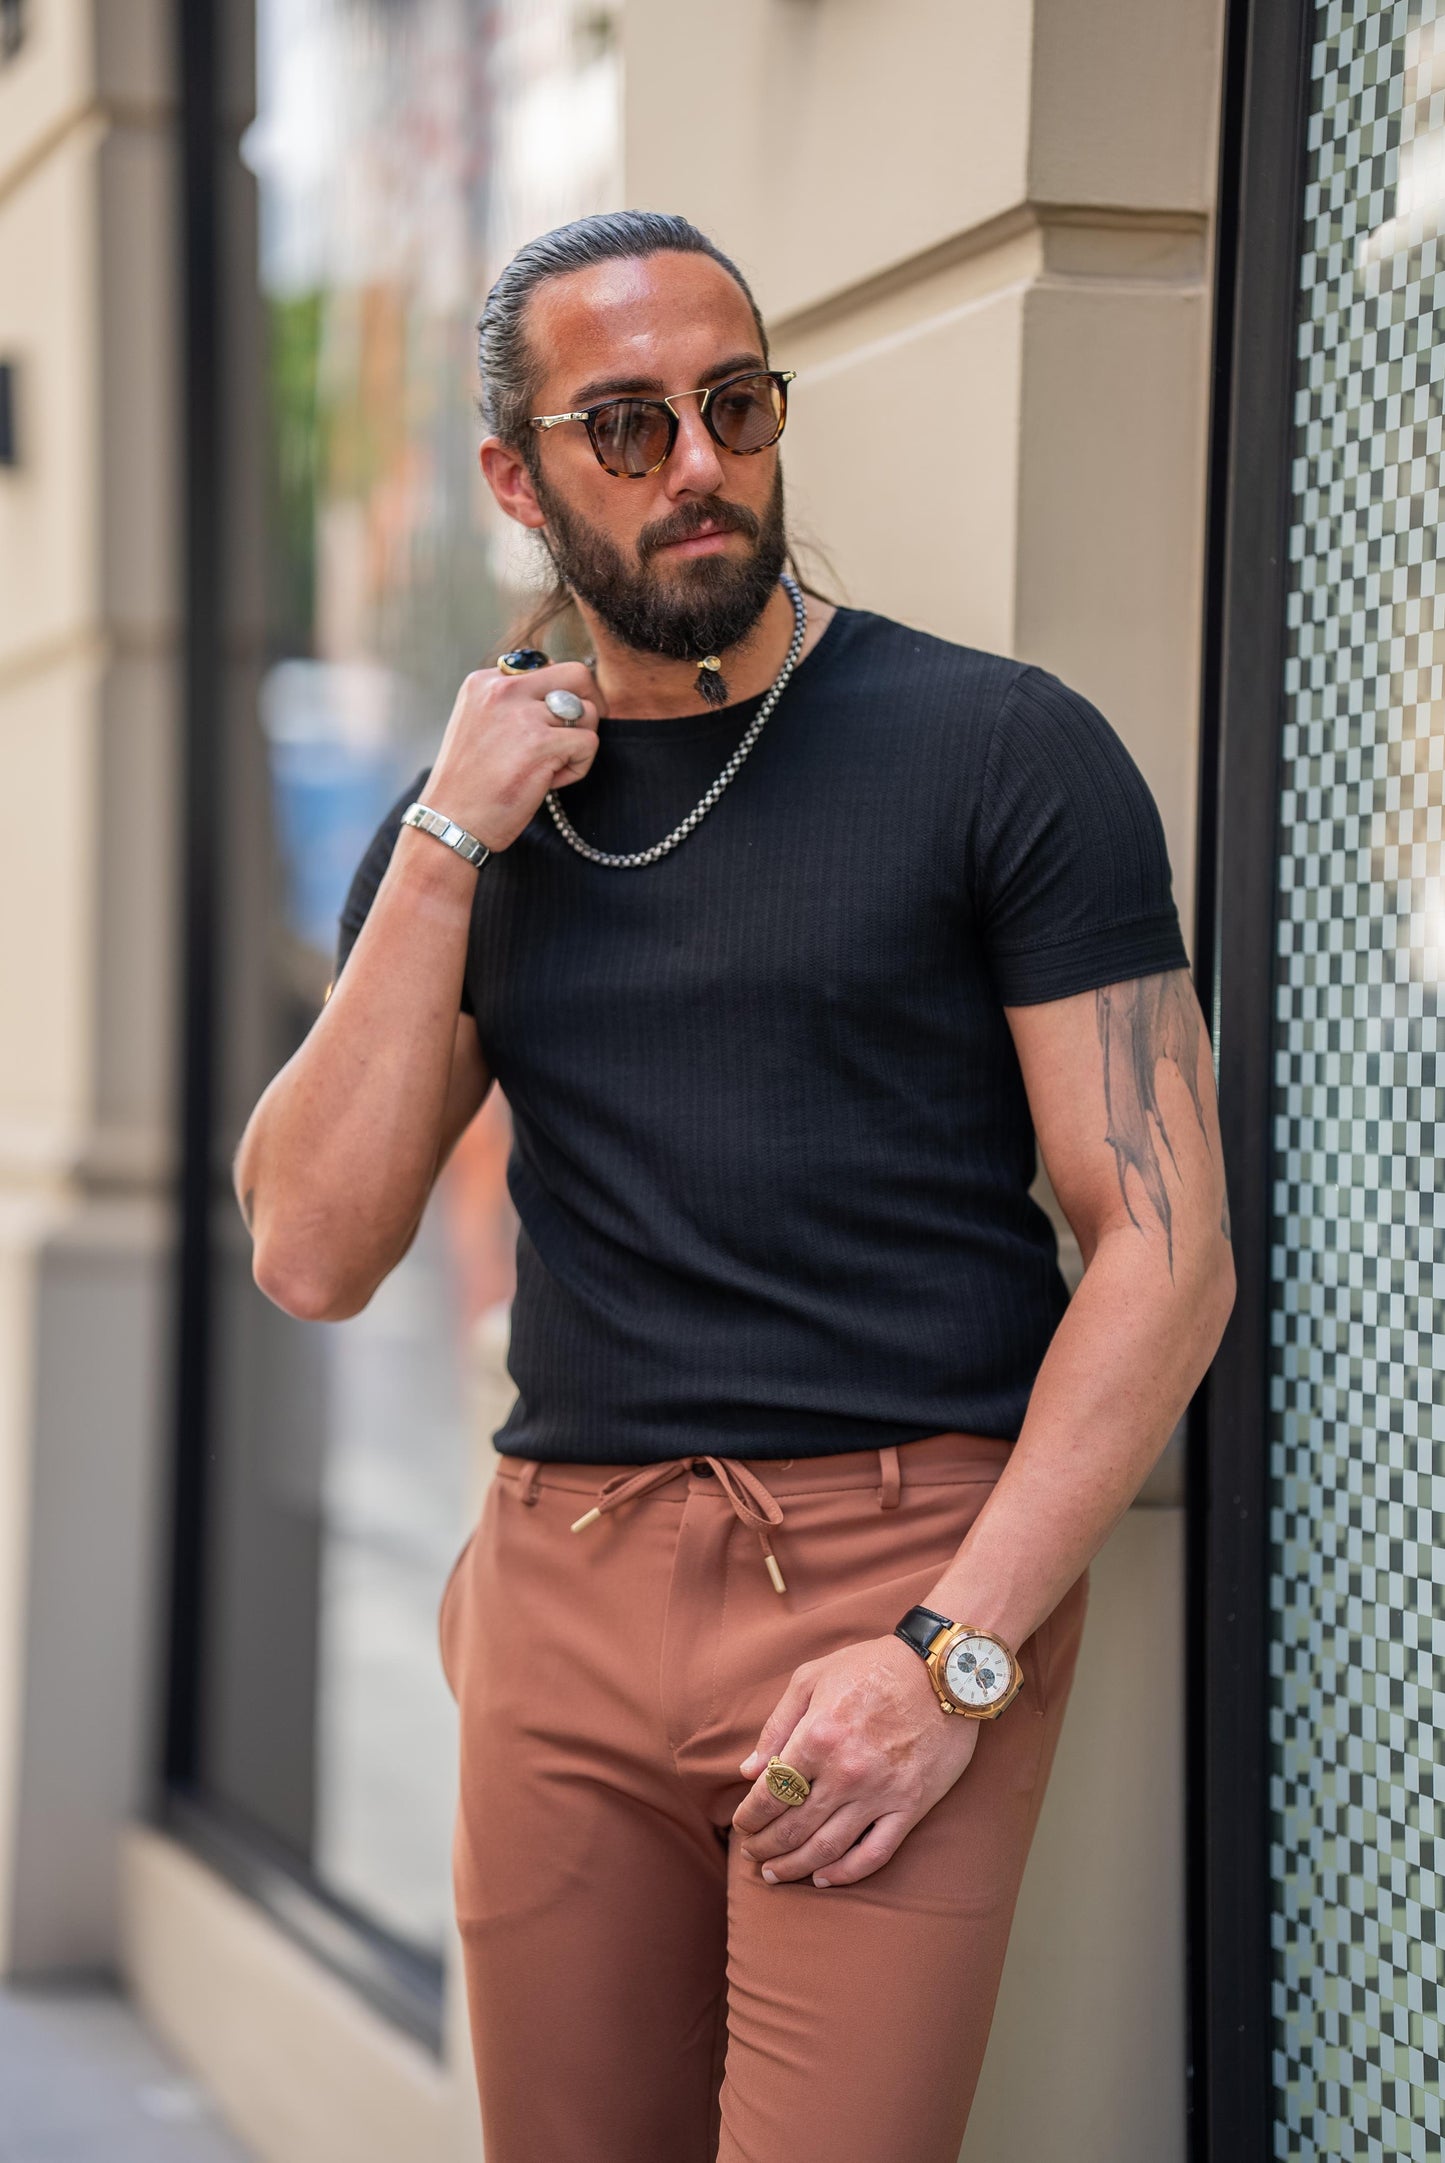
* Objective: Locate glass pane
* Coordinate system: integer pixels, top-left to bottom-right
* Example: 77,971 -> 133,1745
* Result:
201,0 -> 622,1958
1269,6 -> 1445,2154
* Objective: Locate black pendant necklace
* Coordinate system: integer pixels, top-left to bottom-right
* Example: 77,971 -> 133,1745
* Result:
578,647 -> 733,707
695,654 -> 729,706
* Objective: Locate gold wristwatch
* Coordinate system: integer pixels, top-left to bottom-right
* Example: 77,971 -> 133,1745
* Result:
893,1604 -> 1024,1719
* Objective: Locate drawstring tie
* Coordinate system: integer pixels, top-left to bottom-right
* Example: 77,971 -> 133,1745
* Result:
571,1454 -> 790,1593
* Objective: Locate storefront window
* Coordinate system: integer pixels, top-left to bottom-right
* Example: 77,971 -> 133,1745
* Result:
194,0 -> 621,1966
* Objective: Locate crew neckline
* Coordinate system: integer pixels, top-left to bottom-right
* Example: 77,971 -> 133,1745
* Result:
596,603 -> 849,740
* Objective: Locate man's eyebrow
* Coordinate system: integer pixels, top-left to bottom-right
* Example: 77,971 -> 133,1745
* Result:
565,353 -> 767,406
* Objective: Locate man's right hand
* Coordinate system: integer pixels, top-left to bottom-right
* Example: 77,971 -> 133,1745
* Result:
235,652 -> 604,1321
422,659 -> 605,854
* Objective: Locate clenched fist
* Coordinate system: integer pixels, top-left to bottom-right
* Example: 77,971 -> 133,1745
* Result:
422,659 -> 606,854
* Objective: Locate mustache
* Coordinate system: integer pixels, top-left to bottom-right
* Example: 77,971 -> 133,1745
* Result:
637,497 -> 761,561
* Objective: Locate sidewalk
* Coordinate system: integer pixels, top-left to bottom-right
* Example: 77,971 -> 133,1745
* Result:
0,1979 -> 252,2162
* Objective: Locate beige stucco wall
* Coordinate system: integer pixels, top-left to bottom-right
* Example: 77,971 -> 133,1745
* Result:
0,0 -> 180,1977
0,2 -> 1226,2159
626,3 -> 1225,2156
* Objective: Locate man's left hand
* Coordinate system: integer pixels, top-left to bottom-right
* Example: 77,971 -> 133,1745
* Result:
730,1633 -> 982,1886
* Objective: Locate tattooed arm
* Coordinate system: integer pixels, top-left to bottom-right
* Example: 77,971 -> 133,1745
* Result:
1095,972 -> 1226,1269
912,966 -> 1235,1655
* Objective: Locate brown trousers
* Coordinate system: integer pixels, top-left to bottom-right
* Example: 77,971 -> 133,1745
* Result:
438,1430 -> 1088,2163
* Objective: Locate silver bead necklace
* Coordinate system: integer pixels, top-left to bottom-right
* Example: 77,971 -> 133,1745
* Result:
544,574 -> 807,869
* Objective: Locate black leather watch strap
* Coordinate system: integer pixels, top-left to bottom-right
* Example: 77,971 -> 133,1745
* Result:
894,1604 -> 954,1659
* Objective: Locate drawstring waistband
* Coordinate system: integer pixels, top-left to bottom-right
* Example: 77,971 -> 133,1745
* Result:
571,1454 -> 793,1592
567,1442 -> 906,1594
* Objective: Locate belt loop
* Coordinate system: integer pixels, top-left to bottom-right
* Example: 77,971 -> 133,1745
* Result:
517,1460 -> 542,1507
878,1443 -> 901,1510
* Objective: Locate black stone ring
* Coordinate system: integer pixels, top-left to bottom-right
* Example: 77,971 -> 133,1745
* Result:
496,648 -> 551,675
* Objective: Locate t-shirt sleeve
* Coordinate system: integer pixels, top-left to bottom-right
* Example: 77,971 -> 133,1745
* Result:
970,663 -> 1190,1005
331,765 -> 475,1017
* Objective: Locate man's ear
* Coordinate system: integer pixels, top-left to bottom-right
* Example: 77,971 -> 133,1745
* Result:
480,435 -> 547,531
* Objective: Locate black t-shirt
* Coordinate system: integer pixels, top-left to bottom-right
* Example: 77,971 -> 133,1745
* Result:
334,605 -> 1189,1462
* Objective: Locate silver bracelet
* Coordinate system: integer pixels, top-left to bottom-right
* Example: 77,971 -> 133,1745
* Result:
400,800 -> 490,869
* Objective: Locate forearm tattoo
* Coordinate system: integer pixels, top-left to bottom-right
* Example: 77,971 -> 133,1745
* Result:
1094,973 -> 1215,1279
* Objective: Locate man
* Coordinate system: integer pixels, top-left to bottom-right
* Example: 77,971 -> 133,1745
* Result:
235,210 -> 1234,2162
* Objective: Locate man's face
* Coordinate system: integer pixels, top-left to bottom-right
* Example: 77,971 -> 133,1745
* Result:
505,252 -> 789,661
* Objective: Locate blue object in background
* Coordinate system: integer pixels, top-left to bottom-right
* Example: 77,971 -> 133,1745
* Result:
260,657 -> 416,959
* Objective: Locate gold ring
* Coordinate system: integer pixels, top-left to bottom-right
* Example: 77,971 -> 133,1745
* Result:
764,1756 -> 811,1807
496,647 -> 550,676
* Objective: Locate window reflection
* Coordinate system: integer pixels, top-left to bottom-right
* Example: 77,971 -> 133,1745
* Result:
206,0 -> 621,1955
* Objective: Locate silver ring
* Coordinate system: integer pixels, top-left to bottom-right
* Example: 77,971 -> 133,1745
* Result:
544,689 -> 586,726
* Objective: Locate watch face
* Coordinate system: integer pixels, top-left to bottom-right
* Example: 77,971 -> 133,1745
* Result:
941,1633 -> 1013,1710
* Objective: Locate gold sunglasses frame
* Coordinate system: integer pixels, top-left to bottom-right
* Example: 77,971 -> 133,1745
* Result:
529,368 -> 796,479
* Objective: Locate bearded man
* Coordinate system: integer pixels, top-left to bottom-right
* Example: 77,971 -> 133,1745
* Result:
235,209 -> 1235,2163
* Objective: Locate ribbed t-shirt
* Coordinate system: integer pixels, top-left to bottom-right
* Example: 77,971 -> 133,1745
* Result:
333,604 -> 1190,1462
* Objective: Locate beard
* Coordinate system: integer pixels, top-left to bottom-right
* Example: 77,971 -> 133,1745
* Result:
533,463 -> 788,661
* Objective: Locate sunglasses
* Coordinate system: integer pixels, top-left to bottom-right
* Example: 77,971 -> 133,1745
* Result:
529,367 -> 796,479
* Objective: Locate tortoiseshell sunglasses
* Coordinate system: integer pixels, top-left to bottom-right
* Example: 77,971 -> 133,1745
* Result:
529,368 -> 796,479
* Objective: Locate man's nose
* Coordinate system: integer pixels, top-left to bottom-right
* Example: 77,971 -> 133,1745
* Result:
663,396 -> 727,495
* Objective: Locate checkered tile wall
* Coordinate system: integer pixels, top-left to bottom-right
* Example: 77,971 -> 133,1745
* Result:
1270,4 -> 1445,2157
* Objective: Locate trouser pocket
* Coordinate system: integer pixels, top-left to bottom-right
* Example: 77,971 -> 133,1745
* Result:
437,1525 -> 479,1701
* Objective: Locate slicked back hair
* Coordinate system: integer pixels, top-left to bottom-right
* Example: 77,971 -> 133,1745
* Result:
475,210 -> 769,465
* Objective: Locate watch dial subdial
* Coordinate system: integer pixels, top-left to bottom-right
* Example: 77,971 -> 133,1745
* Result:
942,1634 -> 1011,1709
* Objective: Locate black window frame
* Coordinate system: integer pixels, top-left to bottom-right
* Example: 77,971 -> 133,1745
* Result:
1186,1 -> 1315,2157
162,0 -> 445,2054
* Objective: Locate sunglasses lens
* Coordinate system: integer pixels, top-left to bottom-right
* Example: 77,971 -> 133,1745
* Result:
709,373 -> 785,453
591,400 -> 673,475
